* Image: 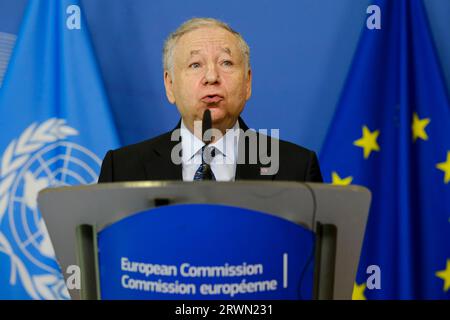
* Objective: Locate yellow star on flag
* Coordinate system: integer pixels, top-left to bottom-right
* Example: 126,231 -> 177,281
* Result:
412,112 -> 430,142
353,125 -> 380,159
436,151 -> 450,184
435,259 -> 450,292
332,171 -> 353,186
352,282 -> 367,300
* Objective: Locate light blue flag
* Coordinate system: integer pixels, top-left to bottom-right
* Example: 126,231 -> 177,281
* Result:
0,0 -> 119,299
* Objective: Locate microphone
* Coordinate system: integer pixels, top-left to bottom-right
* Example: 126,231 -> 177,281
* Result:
201,109 -> 215,170
202,109 -> 212,144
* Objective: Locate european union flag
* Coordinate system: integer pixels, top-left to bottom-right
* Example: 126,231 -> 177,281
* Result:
320,0 -> 450,299
0,0 -> 119,299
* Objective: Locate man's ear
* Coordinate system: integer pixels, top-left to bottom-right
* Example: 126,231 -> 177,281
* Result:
164,71 -> 176,104
245,69 -> 252,101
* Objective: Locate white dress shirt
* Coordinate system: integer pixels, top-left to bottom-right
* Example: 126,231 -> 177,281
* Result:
181,119 -> 240,181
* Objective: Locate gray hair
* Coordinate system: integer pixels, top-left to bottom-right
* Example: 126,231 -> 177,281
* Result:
163,17 -> 250,75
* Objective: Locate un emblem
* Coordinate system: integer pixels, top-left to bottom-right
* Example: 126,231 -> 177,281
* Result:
0,118 -> 101,299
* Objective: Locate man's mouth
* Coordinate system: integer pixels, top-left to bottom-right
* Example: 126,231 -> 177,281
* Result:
201,95 -> 223,104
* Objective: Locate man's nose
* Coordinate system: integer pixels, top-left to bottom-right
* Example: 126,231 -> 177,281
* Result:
203,63 -> 219,85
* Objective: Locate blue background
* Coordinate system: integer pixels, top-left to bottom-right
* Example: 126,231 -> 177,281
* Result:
1,0 -> 449,153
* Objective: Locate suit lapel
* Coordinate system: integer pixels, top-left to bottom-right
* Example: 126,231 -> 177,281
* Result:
235,118 -> 275,181
144,123 -> 183,181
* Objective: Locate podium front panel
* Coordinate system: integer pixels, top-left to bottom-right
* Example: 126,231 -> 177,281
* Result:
97,204 -> 315,300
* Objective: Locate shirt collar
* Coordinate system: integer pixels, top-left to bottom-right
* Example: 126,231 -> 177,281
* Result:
181,120 -> 204,162
181,119 -> 239,163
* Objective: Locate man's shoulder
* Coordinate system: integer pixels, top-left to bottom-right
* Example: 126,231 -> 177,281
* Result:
238,118 -> 315,159
98,130 -> 177,183
256,132 -> 322,182
248,130 -> 322,182
109,130 -> 173,157
256,130 -> 316,158
279,137 -> 314,156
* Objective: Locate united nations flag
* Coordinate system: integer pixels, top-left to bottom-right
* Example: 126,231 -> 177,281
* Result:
320,0 -> 450,299
0,0 -> 119,299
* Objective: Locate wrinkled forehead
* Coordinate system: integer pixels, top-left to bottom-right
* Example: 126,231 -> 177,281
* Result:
174,26 -> 241,59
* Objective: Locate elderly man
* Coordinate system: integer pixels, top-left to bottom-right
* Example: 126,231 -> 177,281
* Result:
98,18 -> 322,183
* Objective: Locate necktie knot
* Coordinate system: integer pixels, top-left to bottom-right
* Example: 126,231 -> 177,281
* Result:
194,145 -> 216,181
202,145 -> 216,165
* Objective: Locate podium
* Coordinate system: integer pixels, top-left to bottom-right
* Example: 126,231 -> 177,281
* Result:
37,181 -> 371,300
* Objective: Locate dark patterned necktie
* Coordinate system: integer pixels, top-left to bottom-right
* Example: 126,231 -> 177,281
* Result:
193,145 -> 216,181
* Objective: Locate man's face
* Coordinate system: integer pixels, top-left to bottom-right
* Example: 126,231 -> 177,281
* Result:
164,26 -> 252,133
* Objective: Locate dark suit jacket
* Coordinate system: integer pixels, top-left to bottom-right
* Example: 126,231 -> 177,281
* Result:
98,118 -> 323,183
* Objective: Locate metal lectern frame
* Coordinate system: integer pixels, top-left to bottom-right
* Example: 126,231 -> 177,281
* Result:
38,181 -> 371,300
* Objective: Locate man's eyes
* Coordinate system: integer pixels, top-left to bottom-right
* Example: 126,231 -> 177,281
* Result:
189,62 -> 201,69
222,60 -> 233,67
188,61 -> 234,69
